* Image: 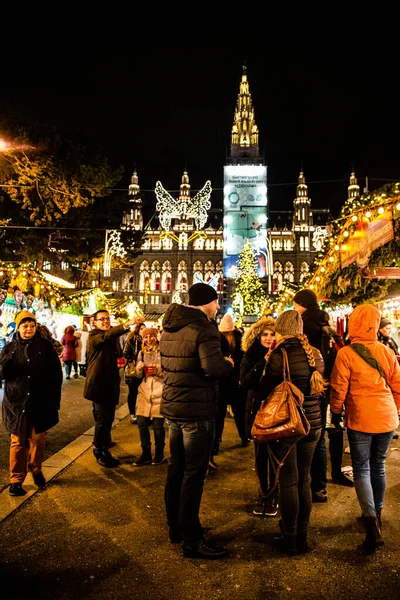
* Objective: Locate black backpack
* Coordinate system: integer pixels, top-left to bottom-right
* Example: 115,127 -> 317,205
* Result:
320,323 -> 344,378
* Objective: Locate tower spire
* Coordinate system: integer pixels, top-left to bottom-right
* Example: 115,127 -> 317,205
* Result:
230,65 -> 259,159
348,169 -> 360,201
293,169 -> 311,226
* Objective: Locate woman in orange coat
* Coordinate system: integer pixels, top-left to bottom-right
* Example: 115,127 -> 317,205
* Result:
330,304 -> 400,554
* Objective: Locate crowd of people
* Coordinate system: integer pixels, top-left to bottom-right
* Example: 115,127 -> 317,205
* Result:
1,283 -> 399,561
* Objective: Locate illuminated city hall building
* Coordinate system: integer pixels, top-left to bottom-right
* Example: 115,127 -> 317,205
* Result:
111,66 -> 360,312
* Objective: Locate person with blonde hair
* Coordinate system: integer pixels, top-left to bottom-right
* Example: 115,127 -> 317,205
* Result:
240,316 -> 278,517
257,310 -> 328,555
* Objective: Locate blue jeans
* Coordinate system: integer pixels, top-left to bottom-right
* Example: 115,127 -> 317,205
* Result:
347,428 -> 394,517
136,415 -> 165,452
269,428 -> 321,536
165,418 -> 215,544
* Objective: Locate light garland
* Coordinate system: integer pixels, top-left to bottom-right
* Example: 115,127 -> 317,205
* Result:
232,241 -> 265,316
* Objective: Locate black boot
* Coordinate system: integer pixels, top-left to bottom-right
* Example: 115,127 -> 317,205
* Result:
274,534 -> 297,555
153,446 -> 165,465
133,445 -> 152,466
297,531 -> 316,554
363,516 -> 384,554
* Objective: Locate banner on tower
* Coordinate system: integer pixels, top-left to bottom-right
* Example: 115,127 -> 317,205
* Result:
223,165 -> 268,278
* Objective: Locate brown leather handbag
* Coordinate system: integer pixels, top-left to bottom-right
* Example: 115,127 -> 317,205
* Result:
251,348 -> 310,444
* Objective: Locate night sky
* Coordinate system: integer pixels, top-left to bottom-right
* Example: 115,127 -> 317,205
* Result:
1,19 -> 399,221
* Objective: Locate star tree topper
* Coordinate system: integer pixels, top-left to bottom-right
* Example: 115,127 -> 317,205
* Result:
155,180 -> 212,231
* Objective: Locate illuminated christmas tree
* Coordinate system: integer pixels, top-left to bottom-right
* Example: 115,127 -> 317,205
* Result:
232,241 -> 265,316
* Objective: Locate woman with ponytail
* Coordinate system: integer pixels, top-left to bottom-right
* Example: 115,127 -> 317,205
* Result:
257,310 -> 328,555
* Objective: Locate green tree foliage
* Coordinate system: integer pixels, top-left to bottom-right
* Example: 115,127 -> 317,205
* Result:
232,241 -> 265,316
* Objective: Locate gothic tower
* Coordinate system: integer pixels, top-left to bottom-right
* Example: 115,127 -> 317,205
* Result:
293,170 -> 312,227
230,64 -> 260,161
348,171 -> 360,201
122,169 -> 143,230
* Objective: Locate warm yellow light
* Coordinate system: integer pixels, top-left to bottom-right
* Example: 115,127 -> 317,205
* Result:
0,271 -> 3,276
334,245 -> 339,251
320,267 -> 325,273
352,215 -> 358,222
365,211 -> 371,218
316,276 -> 320,282
343,231 -> 349,237
396,203 -> 400,211
342,244 -> 347,251
329,256 -> 334,262
310,285 -> 314,290
378,207 -> 384,214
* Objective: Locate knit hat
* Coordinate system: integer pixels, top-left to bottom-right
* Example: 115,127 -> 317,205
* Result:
15,310 -> 37,329
379,317 -> 391,329
188,283 -> 218,306
142,327 -> 158,338
293,289 -> 318,309
219,313 -> 235,332
275,310 -> 303,336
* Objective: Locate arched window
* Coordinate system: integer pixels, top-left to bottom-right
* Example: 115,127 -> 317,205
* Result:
150,261 -> 161,291
162,237 -> 173,250
305,236 -> 310,250
176,260 -> 188,291
179,232 -> 188,250
193,260 -> 203,284
193,237 -> 205,250
286,239 -> 292,250
273,261 -> 283,292
300,261 -> 309,282
139,261 -> 150,292
216,238 -> 223,250
205,238 -> 215,250
300,236 -> 304,251
161,271 -> 172,292
204,260 -> 215,282
284,261 -> 294,282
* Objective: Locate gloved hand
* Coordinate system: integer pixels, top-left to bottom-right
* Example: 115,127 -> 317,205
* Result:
331,412 -> 342,428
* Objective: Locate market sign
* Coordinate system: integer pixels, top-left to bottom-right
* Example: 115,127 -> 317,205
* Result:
341,211 -> 394,268
361,267 -> 400,279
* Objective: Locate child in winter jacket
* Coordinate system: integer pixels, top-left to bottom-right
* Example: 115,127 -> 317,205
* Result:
61,326 -> 78,380
132,327 -> 165,466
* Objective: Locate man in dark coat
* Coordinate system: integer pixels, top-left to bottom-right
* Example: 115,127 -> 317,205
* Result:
0,310 -> 63,496
160,283 -> 233,559
293,289 -> 353,504
84,310 -> 137,468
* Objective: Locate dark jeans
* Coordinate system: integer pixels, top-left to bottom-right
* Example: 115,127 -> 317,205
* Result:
255,442 -> 277,498
136,416 -> 165,452
64,360 -> 78,377
127,378 -> 141,415
347,428 -> 394,517
310,405 -> 328,492
92,402 -> 116,453
269,428 -> 321,536
165,418 -> 215,544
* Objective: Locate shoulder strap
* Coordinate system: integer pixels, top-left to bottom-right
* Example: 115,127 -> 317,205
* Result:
350,343 -> 387,382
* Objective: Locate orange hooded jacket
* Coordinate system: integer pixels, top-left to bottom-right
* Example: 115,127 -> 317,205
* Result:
330,304 -> 400,433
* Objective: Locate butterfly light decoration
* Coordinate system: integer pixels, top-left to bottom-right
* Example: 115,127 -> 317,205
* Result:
155,180 -> 212,231
194,272 -> 220,291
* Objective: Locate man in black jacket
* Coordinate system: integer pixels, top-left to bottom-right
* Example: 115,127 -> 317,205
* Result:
84,310 -> 137,468
293,289 -> 353,503
160,283 -> 233,559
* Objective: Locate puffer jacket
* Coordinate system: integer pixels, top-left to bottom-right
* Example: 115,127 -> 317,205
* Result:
255,337 -> 325,431
330,304 -> 400,433
135,349 -> 163,417
160,303 -> 232,420
61,326 -> 78,362
0,330 -> 63,434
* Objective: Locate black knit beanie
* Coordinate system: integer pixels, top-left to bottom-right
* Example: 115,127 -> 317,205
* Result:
293,289 -> 318,309
188,283 -> 218,306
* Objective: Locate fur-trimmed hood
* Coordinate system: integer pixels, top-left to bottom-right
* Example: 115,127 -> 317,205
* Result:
241,317 -> 276,353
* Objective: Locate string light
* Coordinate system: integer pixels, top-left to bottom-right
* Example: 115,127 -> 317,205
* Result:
155,180 -> 212,231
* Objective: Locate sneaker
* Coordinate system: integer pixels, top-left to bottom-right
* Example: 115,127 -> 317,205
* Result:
9,483 -> 27,497
65,376 -> 71,380
32,471 -> 46,488
152,454 -> 166,465
73,373 -> 79,379
133,454 -> 152,466
312,489 -> 328,503
264,496 -> 279,517
130,415 -> 137,424
182,538 -> 228,559
97,453 -> 120,468
253,498 -> 266,516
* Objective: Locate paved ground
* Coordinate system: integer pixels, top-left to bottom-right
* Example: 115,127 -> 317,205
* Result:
0,411 -> 399,600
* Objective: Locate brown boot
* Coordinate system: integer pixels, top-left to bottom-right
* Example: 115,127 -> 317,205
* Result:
363,516 -> 384,554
